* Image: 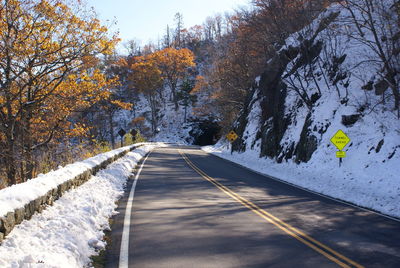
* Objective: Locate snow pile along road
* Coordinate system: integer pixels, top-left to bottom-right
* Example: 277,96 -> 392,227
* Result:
203,144 -> 400,219
0,144 -> 158,268
0,144 -> 144,218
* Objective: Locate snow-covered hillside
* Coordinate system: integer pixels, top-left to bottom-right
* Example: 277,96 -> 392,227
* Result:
115,79 -> 219,145
205,2 -> 400,218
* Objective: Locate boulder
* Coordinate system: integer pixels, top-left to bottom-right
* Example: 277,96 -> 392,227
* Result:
342,114 -> 361,126
0,212 -> 16,236
374,79 -> 389,95
14,207 -> 25,225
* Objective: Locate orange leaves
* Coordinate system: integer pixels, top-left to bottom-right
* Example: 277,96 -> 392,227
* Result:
66,123 -> 90,138
110,100 -> 133,111
82,55 -> 100,69
0,0 -> 123,184
131,116 -> 145,126
33,69 -> 120,140
192,75 -> 208,94
60,70 -> 118,108
127,47 -> 195,111
128,47 -> 196,98
129,54 -> 163,95
152,47 -> 196,78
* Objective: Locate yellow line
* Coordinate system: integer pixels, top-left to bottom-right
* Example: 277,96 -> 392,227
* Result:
179,150 -> 364,268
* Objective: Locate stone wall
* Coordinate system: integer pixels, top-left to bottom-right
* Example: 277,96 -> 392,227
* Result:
0,144 -> 142,244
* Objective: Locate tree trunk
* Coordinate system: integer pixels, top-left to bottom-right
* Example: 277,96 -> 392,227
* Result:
5,135 -> 17,186
184,105 -> 187,123
150,94 -> 158,135
108,110 -> 116,149
24,106 -> 35,181
170,81 -> 179,111
391,80 -> 400,118
25,146 -> 35,181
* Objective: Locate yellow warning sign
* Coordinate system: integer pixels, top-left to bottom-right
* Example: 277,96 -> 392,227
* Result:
226,130 -> 238,143
330,130 -> 350,151
336,151 -> 346,158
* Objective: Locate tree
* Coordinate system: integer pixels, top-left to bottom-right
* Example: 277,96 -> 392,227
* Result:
174,13 -> 184,48
163,24 -> 172,48
152,48 -> 196,110
124,39 -> 142,57
95,93 -> 132,149
129,55 -> 164,134
339,0 -> 400,117
177,79 -> 197,123
0,0 -> 119,185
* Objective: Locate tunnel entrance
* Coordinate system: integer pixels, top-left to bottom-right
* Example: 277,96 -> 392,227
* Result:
189,119 -> 221,146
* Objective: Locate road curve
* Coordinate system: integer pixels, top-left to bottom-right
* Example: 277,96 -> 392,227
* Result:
105,146 -> 400,268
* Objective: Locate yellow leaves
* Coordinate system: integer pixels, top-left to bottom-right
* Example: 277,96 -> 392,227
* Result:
66,122 -> 90,138
129,55 -> 164,95
152,48 -> 196,76
81,55 -> 100,69
110,100 -> 133,111
59,70 -> 119,109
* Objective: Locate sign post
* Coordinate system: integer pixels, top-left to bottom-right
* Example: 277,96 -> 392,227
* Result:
330,130 -> 350,167
130,129 -> 138,142
118,128 -> 126,147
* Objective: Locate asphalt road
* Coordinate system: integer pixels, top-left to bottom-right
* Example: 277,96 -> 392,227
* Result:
105,146 -> 400,268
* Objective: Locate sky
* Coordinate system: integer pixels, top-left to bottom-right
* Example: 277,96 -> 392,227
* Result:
85,0 -> 250,53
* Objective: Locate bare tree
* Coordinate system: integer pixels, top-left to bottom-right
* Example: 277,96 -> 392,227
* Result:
340,0 -> 400,117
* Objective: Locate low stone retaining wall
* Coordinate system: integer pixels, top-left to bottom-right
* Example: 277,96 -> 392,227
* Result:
0,144 -> 142,244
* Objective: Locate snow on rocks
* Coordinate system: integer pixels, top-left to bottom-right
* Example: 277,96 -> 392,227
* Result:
0,144 -> 158,267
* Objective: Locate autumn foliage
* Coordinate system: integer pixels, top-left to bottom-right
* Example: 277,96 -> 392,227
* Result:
124,48 -> 195,133
152,48 -> 195,110
0,0 -> 119,185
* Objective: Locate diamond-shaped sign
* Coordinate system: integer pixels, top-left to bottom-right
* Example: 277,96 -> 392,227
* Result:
330,130 -> 350,151
118,128 -> 126,137
226,130 -> 238,143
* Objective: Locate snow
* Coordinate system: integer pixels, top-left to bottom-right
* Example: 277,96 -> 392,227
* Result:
203,134 -> 400,220
153,104 -> 194,144
0,143 -> 160,267
0,144 -> 146,218
201,2 -> 400,220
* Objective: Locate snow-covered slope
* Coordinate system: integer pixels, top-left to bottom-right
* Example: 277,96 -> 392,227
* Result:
205,2 -> 400,218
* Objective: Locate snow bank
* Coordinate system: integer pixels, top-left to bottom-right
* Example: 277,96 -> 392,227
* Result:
0,144 -> 158,267
0,145 -> 141,219
203,144 -> 400,219
204,2 -> 400,220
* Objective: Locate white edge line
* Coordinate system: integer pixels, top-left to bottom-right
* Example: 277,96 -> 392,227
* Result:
200,149 -> 400,223
119,151 -> 152,268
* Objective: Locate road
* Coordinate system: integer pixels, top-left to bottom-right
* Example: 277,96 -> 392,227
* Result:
105,146 -> 400,268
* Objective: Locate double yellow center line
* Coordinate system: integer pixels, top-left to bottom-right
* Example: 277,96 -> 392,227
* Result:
179,150 -> 364,268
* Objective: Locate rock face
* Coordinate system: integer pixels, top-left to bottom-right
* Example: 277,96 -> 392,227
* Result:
0,145 -> 142,244
294,113 -> 318,163
232,10 -> 344,163
232,39 -> 322,162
